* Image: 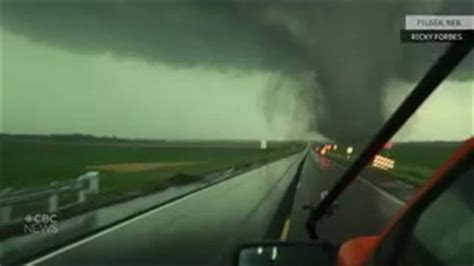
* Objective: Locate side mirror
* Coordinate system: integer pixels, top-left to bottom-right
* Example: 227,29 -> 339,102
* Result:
234,241 -> 336,266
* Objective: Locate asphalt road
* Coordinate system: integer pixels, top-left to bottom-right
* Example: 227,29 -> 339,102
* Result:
27,154 -> 303,266
287,151 -> 410,243
20,149 -> 417,265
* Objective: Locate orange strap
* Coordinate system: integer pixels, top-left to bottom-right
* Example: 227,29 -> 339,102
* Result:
337,138 -> 473,266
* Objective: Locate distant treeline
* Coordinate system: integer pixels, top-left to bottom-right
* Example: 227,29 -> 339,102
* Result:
0,133 -> 308,148
391,140 -> 466,145
0,133 -> 141,143
313,140 -> 466,154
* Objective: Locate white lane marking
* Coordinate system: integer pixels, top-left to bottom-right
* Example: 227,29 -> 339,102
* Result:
27,188 -> 214,265
357,177 -> 405,206
271,247 -> 278,260
27,162 -> 288,265
312,152 -> 405,206
28,155 -> 302,265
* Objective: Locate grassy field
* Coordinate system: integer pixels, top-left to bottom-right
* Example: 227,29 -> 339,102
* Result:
0,135 -> 304,194
323,141 -> 464,187
382,141 -> 462,186
0,135 -> 304,239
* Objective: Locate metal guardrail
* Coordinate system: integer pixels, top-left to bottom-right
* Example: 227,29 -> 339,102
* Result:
0,171 -> 100,224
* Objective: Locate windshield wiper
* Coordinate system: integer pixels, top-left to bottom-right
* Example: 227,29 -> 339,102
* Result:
306,39 -> 473,240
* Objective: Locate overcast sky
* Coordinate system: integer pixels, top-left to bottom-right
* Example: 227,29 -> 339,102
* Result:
1,29 -> 318,140
0,28 -> 472,141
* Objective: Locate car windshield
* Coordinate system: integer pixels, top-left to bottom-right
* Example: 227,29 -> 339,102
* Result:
0,0 -> 472,265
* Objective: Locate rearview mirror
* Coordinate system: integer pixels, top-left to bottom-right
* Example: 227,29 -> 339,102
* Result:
234,241 -> 335,266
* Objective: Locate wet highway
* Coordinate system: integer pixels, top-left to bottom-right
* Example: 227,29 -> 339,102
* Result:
287,151 -> 409,243
26,154 -> 304,266
16,149 -> 417,265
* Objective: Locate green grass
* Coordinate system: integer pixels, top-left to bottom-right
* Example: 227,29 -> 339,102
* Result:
0,136 -> 304,190
325,141 -> 463,187
0,135 -> 304,240
383,142 -> 460,171
383,142 -> 461,186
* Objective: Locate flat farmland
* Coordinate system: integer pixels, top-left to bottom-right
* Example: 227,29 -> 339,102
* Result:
383,141 -> 462,186
0,135 -> 304,194
323,141 -> 464,187
0,135 -> 304,239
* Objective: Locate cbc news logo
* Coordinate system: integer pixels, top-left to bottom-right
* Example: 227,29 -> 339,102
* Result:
24,213 -> 59,234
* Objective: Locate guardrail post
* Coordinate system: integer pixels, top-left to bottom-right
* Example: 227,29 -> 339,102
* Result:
77,171 -> 100,204
0,206 -> 12,224
78,190 -> 86,203
48,182 -> 59,213
0,187 -> 14,224
48,194 -> 58,213
88,172 -> 99,194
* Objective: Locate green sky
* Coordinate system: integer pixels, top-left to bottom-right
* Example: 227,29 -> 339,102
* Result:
0,29 -> 317,140
385,79 -> 473,141
0,29 -> 472,141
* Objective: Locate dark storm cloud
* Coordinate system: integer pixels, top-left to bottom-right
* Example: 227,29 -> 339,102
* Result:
1,0 -> 472,142
1,0 -> 309,71
257,1 -> 472,143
